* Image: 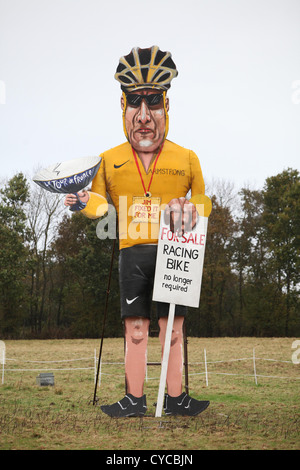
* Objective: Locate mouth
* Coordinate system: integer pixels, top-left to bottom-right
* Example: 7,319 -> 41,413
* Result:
136,127 -> 154,136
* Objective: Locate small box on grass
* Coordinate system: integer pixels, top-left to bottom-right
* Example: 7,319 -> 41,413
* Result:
36,372 -> 54,386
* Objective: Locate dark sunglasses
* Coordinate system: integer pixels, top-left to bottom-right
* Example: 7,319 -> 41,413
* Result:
126,93 -> 163,108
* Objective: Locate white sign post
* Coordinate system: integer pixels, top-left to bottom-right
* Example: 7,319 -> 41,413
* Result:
153,208 -> 210,417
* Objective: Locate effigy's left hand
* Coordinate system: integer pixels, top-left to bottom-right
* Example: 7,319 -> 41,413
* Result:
165,197 -> 197,236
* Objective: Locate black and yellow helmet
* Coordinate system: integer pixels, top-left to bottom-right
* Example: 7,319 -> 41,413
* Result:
115,46 -> 178,92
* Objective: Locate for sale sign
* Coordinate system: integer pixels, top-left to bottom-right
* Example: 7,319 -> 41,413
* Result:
153,211 -> 208,308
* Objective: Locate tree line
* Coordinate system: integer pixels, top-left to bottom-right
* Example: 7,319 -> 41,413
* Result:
0,168 -> 299,339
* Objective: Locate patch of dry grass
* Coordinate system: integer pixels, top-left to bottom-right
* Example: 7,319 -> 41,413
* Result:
0,337 -> 299,450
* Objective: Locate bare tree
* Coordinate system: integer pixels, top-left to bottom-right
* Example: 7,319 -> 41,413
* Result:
26,182 -> 66,334
206,177 -> 238,214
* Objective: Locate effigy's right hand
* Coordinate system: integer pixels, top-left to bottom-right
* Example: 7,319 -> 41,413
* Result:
64,190 -> 89,207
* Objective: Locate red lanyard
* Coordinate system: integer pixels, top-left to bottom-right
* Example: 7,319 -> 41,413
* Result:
131,144 -> 164,197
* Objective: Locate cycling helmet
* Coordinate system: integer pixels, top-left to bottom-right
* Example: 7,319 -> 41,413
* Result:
115,46 -> 178,92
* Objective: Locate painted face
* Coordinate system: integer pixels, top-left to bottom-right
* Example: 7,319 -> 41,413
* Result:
121,90 -> 169,153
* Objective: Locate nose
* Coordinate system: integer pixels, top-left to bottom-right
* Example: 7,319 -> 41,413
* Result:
136,99 -> 151,124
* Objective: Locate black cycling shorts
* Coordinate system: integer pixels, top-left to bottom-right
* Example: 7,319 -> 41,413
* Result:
119,245 -> 187,319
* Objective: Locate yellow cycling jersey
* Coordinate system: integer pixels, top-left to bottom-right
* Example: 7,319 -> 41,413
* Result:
81,139 -> 205,249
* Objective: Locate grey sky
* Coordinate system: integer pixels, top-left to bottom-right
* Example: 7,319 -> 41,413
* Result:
0,0 -> 299,192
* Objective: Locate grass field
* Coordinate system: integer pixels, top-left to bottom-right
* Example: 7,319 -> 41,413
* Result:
0,337 -> 299,450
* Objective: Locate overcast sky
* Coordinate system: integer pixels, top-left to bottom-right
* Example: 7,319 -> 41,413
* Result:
0,0 -> 299,193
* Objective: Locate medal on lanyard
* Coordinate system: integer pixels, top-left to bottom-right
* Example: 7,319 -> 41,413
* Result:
131,144 -> 163,223
132,144 -> 163,198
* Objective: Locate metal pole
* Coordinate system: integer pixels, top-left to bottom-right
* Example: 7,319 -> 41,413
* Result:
253,348 -> 258,385
93,237 -> 116,405
204,348 -> 208,387
183,320 -> 189,394
124,325 -> 128,395
1,349 -> 4,385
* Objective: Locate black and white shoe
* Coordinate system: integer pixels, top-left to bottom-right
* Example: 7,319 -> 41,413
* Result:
101,393 -> 147,417
164,392 -> 209,416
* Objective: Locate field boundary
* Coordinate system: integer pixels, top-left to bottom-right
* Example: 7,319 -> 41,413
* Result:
2,347 -> 300,387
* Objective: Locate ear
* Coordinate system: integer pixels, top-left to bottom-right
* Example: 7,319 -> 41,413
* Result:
121,95 -> 125,111
165,96 -> 169,112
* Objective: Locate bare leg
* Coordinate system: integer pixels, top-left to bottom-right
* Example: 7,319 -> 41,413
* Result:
124,316 -> 150,397
158,315 -> 184,397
